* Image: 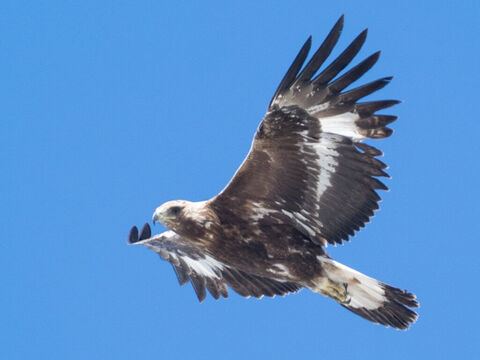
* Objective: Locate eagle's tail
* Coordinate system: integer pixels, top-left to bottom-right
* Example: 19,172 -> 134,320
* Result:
313,257 -> 418,330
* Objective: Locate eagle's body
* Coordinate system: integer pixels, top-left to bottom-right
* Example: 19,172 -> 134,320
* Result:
128,16 -> 419,329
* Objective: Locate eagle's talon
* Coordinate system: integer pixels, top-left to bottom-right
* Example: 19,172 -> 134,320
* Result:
319,279 -> 349,303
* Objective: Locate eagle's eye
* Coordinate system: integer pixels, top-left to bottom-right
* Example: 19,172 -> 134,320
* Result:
168,206 -> 182,217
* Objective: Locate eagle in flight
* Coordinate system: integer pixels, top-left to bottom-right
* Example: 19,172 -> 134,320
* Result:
128,16 -> 418,329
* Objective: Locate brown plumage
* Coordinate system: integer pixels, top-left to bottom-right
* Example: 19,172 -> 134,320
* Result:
128,15 -> 418,330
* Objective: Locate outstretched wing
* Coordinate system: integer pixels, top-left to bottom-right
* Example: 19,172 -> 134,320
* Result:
211,16 -> 397,246
128,224 -> 301,301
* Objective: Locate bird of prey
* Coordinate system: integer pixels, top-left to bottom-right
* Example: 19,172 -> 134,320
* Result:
128,16 -> 418,329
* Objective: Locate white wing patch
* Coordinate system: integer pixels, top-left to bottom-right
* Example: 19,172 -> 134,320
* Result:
307,100 -> 366,141
318,112 -> 364,141
140,231 -> 226,280
250,201 -> 318,238
250,202 -> 278,221
282,209 -> 316,237
300,132 -> 340,209
311,136 -> 339,202
307,102 -> 331,114
269,264 -> 291,276
180,255 -> 224,279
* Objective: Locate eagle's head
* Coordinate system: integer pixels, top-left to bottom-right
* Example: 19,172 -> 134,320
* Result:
152,200 -> 216,236
152,200 -> 189,227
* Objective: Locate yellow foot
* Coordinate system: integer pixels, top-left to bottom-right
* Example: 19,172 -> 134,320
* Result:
318,279 -> 350,304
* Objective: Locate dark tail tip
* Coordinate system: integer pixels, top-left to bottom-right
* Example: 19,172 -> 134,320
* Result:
342,286 -> 419,330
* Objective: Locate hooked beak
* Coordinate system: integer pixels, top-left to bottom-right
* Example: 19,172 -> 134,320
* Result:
153,207 -> 176,225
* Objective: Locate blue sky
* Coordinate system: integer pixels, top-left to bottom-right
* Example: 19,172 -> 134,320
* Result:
2,1 -> 480,358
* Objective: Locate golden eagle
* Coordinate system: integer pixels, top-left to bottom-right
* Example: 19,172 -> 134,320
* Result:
128,16 -> 418,330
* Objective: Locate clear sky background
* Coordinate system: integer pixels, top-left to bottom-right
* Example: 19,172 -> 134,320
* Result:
2,1 -> 480,359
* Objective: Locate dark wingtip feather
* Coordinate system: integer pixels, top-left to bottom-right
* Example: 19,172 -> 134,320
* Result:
351,28 -> 368,45
329,51 -> 381,93
269,36 -> 312,106
139,222 -> 151,240
334,14 -> 345,37
355,100 -> 401,116
356,115 -> 397,130
172,262 -> 190,286
341,76 -> 393,104
190,274 -> 207,302
355,142 -> 383,157
205,279 -> 221,300
293,15 -> 345,86
127,226 -> 139,244
313,28 -> 368,86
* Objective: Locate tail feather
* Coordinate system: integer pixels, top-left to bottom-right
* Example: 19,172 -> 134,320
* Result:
316,257 -> 418,330
342,284 -> 418,330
